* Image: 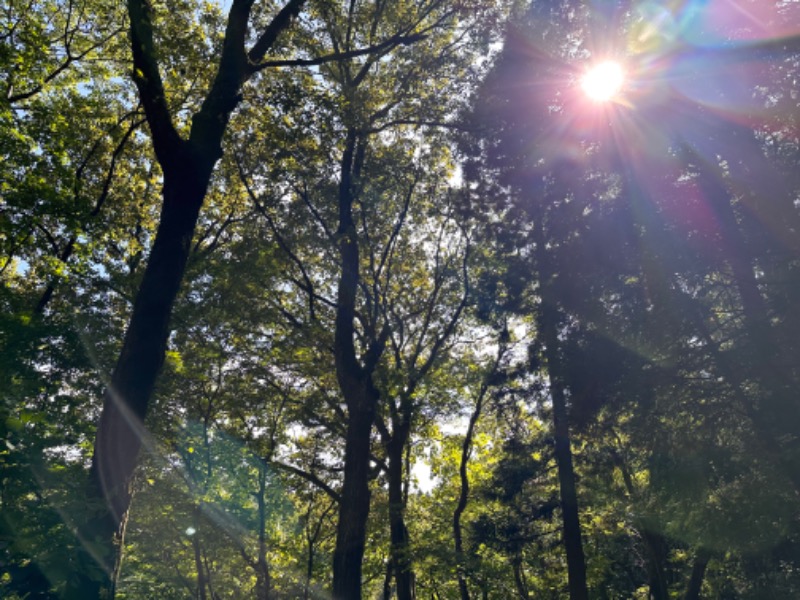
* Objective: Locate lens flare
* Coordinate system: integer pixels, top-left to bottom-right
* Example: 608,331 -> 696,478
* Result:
582,61 -> 625,102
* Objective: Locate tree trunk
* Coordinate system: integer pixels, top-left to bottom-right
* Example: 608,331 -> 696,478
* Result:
304,541 -> 315,600
67,155 -> 212,598
682,548 -> 710,600
382,557 -> 393,600
511,554 -> 529,599
641,528 -> 670,600
387,421 -> 415,600
62,1 -> 305,596
612,450 -> 671,600
255,466 -> 273,600
332,398 -> 376,600
332,131 -> 385,599
453,367 -> 493,600
192,507 -> 209,600
534,216 -> 589,600
545,336 -> 589,600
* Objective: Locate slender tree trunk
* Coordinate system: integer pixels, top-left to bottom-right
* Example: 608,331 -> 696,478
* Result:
382,558 -> 394,600
682,548 -> 710,600
534,216 -> 589,600
332,398 -> 377,600
387,421 -> 415,600
192,507 -> 209,600
305,545 -> 314,600
543,330 -> 589,600
332,131 -> 385,599
453,372 -> 492,600
641,528 -> 670,600
612,450 -> 670,600
452,344 -> 505,600
454,432 -> 473,600
303,499 -> 334,599
255,466 -> 273,600
511,554 -> 529,599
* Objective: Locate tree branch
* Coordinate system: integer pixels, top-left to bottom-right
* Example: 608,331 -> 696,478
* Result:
250,33 -> 426,72
365,119 -> 472,134
247,0 -> 307,66
271,460 -> 341,503
127,0 -> 183,167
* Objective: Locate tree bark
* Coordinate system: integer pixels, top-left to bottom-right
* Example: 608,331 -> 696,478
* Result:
332,396 -> 377,600
382,558 -> 393,600
542,320 -> 589,600
511,554 -> 529,599
453,362 -> 496,600
641,528 -> 670,600
191,507 -> 209,600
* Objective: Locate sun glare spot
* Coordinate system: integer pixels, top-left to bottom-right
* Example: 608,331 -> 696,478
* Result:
582,61 -> 625,102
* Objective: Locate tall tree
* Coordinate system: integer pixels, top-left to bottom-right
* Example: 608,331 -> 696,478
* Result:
71,0 -> 307,595
458,2 -> 596,596
233,3 -> 509,595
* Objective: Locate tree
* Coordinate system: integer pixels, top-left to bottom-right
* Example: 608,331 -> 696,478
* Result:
460,0 -> 800,597
458,2 -> 596,596
232,3 -> 508,595
67,1 -> 318,594
5,0 -> 800,597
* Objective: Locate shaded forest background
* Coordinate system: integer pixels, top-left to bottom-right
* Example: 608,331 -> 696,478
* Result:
1,0 -> 799,598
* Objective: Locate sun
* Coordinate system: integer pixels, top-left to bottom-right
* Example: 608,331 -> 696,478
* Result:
581,61 -> 625,102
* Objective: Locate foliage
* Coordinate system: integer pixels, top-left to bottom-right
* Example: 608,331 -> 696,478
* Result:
2,0 -> 800,598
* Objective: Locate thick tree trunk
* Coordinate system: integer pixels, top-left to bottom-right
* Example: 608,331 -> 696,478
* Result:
67,156 -> 212,598
97,158 -> 210,516
62,1 -> 305,596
